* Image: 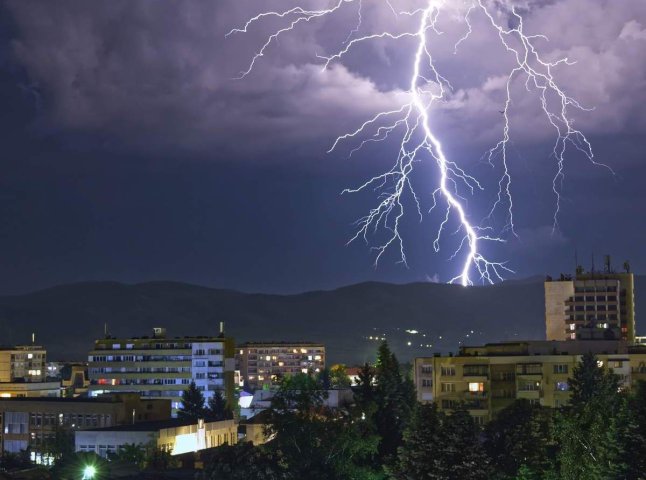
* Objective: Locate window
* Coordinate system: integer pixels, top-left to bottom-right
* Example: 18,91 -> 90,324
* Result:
612,361 -> 623,368
553,364 -> 568,374
440,366 -> 456,377
473,416 -> 486,426
421,379 -> 432,387
441,383 -> 456,393
420,365 -> 433,374
555,381 -> 569,391
468,382 -> 484,392
441,399 -> 457,409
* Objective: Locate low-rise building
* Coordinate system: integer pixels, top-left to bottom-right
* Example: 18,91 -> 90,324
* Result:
0,394 -> 171,461
237,342 -> 325,390
414,340 -> 646,425
87,327 -> 235,413
75,418 -> 238,458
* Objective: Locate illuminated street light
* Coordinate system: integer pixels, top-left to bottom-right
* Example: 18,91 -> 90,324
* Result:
82,465 -> 96,479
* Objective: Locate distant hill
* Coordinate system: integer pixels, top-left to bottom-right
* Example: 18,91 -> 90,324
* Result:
0,277 -> 642,365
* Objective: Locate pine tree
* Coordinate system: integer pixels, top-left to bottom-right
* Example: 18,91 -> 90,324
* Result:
438,407 -> 490,480
624,380 -> 646,477
556,352 -> 627,480
484,400 -> 555,478
392,402 -> 442,479
178,381 -> 206,420
394,404 -> 489,480
206,391 -> 233,421
374,342 -> 416,463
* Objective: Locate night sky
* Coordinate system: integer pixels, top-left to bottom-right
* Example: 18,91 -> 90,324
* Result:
0,0 -> 644,295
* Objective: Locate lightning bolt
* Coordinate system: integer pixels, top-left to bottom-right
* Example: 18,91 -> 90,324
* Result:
227,0 -> 609,286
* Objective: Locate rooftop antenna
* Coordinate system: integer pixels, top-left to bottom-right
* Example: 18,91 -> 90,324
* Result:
219,321 -> 225,336
574,247 -> 579,273
104,322 -> 109,338
604,254 -> 612,274
591,252 -> 595,277
31,332 -> 35,344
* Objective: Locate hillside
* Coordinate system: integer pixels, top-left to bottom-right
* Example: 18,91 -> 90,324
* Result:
0,277 -> 642,365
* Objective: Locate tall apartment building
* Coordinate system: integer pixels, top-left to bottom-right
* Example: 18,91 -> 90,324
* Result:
87,328 -> 235,413
545,269 -> 635,342
237,342 -> 325,390
414,340 -> 646,425
0,345 -> 46,383
0,394 -> 170,462
0,345 -> 60,398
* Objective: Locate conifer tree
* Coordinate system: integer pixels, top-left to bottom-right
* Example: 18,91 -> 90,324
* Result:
374,341 -> 415,462
206,391 -> 233,421
178,381 -> 206,420
556,352 -> 627,480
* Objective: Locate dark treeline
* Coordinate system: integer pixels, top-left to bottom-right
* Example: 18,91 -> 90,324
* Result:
200,343 -> 646,480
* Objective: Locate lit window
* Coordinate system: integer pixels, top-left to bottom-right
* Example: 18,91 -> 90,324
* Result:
468,382 -> 484,392
556,381 -> 569,391
314,355 -> 321,361
265,356 -> 271,361
569,323 -> 575,331
27,353 -> 33,359
301,368 -> 308,374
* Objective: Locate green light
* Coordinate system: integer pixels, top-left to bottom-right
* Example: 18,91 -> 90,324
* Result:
82,464 -> 96,479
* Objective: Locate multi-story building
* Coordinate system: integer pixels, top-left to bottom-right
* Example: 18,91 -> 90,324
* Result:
414,340 -> 646,424
237,342 -> 325,390
0,345 -> 60,398
87,327 -> 235,413
545,269 -> 635,342
0,393 -> 171,462
0,345 -> 47,383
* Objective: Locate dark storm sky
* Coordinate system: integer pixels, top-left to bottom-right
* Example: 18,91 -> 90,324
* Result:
0,0 -> 645,295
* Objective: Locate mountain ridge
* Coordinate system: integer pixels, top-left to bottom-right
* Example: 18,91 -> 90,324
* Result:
0,276 -> 641,365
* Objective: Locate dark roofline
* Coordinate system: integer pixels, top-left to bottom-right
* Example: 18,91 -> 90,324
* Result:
78,418 -> 200,432
238,342 -> 324,347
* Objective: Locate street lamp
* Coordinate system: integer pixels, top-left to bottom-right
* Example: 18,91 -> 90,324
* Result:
82,464 -> 96,479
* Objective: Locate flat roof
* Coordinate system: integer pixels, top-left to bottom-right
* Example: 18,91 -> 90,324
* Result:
238,341 -> 324,347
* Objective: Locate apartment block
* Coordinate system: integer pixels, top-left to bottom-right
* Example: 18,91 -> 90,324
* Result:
0,345 -> 60,399
545,270 -> 635,342
414,340 -> 646,425
0,393 -> 170,462
237,342 -> 325,390
0,345 -> 47,383
87,328 -> 235,413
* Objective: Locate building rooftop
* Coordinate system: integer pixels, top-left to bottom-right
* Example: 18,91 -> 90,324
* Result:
79,418 -> 200,432
238,341 -> 324,347
421,340 -> 638,358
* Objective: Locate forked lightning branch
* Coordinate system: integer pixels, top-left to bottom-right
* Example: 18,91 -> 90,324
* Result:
227,0 -> 611,286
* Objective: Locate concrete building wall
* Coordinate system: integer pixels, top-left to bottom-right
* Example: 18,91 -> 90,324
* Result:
545,281 -> 574,341
414,344 -> 646,424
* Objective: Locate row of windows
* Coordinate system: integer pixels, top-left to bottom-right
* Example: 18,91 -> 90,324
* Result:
95,378 -> 191,386
90,355 -> 193,362
90,367 -> 192,374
